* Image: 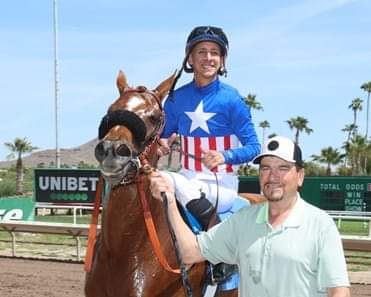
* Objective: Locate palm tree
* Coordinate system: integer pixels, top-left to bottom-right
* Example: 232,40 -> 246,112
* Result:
348,97 -> 363,137
342,123 -> 358,143
361,81 -> 371,138
311,147 -> 344,176
258,120 -> 270,144
243,94 -> 263,111
365,141 -> 371,175
347,135 -> 368,175
4,137 -> 38,195
341,123 -> 358,167
285,116 -> 313,144
304,161 -> 327,176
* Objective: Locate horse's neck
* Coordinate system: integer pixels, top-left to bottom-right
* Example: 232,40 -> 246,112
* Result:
101,179 -> 166,255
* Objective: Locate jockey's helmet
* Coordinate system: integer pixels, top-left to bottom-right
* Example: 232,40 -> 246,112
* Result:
185,26 -> 229,57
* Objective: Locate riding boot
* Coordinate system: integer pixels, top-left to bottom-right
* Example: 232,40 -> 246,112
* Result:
185,194 -> 215,231
186,195 -> 238,285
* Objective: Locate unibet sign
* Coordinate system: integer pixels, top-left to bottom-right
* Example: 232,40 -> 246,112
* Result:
34,169 -> 101,204
38,176 -> 99,192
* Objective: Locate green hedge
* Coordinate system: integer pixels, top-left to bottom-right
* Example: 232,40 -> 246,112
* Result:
0,179 -> 16,197
0,167 -> 33,197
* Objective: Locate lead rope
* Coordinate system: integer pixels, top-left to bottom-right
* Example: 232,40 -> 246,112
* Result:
162,192 -> 194,297
139,145 -> 194,297
136,172 -> 181,274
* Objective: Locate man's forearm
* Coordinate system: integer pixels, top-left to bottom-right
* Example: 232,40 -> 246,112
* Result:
166,195 -> 205,264
328,287 -> 350,297
150,171 -> 206,264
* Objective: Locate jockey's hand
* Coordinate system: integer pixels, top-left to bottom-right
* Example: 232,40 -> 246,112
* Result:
149,171 -> 176,204
157,133 -> 177,157
201,148 -> 225,170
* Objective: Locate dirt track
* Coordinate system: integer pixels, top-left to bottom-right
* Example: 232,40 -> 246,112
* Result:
0,257 -> 370,297
0,257 -> 85,297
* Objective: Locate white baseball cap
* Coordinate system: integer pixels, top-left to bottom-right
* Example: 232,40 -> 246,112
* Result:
252,136 -> 304,167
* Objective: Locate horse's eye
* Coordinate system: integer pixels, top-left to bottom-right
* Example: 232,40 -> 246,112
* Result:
116,144 -> 131,157
149,114 -> 159,124
95,142 -> 106,161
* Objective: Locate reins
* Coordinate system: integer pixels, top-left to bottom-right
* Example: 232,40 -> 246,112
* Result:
84,175 -> 104,272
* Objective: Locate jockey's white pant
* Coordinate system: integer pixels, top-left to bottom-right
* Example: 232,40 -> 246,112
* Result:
163,169 -> 238,213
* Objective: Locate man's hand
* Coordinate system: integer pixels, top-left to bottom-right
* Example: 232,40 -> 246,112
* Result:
157,133 -> 177,157
201,148 -> 225,170
149,171 -> 176,204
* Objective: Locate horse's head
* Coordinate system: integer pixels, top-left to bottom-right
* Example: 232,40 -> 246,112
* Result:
95,70 -> 176,186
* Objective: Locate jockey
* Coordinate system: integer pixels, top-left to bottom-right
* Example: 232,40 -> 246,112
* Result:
158,26 -> 260,229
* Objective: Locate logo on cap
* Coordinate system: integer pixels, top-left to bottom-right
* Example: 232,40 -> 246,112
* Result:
267,140 -> 279,151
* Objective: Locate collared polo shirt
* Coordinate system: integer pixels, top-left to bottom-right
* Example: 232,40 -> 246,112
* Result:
197,196 -> 349,297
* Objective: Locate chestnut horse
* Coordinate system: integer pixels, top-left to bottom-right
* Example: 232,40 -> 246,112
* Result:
84,70 -> 238,297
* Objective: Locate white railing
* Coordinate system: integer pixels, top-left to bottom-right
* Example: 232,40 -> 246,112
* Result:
35,203 -> 101,224
327,210 -> 371,217
0,220 -> 100,261
0,215 -> 370,261
327,211 -> 371,238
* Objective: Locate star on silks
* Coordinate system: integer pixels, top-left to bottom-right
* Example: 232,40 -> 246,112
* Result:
185,101 -> 216,134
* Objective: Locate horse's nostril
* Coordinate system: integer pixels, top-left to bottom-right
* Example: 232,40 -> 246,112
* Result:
116,144 -> 131,157
95,142 -> 106,161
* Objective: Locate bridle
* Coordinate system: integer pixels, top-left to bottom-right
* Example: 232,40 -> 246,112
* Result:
96,86 -> 165,186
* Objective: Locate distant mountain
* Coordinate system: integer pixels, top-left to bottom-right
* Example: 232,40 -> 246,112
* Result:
0,139 -> 99,168
0,138 -> 180,170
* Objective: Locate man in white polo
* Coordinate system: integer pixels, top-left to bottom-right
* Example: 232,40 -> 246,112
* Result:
150,136 -> 350,297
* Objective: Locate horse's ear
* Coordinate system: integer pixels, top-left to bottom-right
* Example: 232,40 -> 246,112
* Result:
117,70 -> 128,95
154,71 -> 177,101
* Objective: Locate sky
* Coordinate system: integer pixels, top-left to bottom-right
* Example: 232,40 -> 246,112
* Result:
1,0 -> 370,164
